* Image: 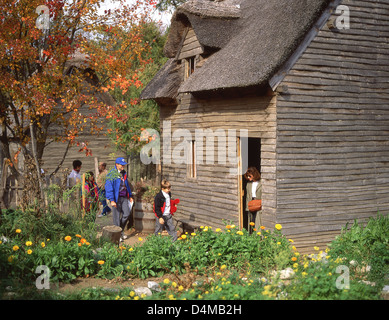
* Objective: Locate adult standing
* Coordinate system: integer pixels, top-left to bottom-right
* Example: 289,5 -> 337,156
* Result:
244,167 -> 262,234
105,157 -> 134,241
96,162 -> 111,217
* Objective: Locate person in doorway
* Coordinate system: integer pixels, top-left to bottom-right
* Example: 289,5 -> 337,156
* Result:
96,162 -> 111,217
153,179 -> 178,242
105,157 -> 134,242
67,159 -> 82,187
244,167 -> 262,234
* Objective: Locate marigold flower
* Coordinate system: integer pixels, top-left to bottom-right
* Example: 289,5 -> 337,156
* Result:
25,241 -> 32,246
291,257 -> 297,261
314,246 -> 320,251
128,247 -> 134,252
15,229 -> 21,234
78,243 -> 82,247
138,237 -> 143,242
181,234 -> 187,239
236,231 -> 243,235
275,224 -> 282,230
249,222 -> 255,226
64,236 -> 71,241
98,260 -> 105,265
220,264 -> 227,270
215,228 -> 221,232
8,255 -> 14,263
12,245 -> 19,251
191,232 -> 196,236
225,225 -> 231,229
75,234 -> 82,238
257,232 -> 261,235
163,278 -> 170,284
80,238 -> 87,244
260,226 -> 266,230
41,242 -> 45,248
27,249 -> 32,255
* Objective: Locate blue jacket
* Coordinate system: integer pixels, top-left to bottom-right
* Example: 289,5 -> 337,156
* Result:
105,168 -> 133,203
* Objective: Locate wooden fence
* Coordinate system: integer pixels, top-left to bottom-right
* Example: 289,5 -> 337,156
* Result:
0,155 -> 159,210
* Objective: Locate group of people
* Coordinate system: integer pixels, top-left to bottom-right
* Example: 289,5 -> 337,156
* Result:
67,158 -> 262,242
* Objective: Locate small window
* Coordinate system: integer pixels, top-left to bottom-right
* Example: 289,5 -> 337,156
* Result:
185,56 -> 195,79
187,140 -> 196,178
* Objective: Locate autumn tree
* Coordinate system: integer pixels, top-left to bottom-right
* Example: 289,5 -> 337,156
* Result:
106,20 -> 168,155
0,0 -> 157,199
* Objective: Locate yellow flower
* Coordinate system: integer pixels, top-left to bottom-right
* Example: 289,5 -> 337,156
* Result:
41,242 -> 45,248
220,264 -> 227,270
64,236 -> 72,241
291,257 -> 297,261
230,224 -> 236,229
27,249 -> 32,255
25,241 -> 32,246
128,247 -> 133,252
275,224 -> 282,230
171,281 -> 177,288
15,229 -> 21,234
129,291 -> 135,297
277,242 -> 281,245
163,278 -> 170,284
288,239 -> 294,243
8,255 -> 14,263
140,294 -> 146,299
181,234 -> 187,239
236,231 -> 243,235
178,285 -> 184,291
249,222 -> 255,226
215,228 -> 221,232
257,232 -> 261,235
225,225 -> 231,229
134,296 -> 139,300
98,260 -> 105,265
168,294 -> 175,300
260,226 -> 266,230
12,245 -> 19,251
314,246 -> 320,251
191,232 -> 196,236
138,237 -> 143,241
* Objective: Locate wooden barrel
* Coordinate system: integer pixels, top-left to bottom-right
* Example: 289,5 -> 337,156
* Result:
134,201 -> 155,234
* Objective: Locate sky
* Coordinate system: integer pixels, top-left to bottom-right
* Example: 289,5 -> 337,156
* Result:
98,0 -> 173,27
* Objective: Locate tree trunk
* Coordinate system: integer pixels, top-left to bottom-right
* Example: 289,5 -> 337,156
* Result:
101,225 -> 122,245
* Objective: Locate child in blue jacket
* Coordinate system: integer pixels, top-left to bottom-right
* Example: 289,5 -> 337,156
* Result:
105,157 -> 134,241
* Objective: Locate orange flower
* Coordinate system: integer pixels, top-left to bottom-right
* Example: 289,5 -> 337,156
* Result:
64,236 -> 72,241
226,225 -> 231,229
75,234 -> 82,238
291,257 -> 297,261
260,226 -> 266,230
80,238 -> 87,244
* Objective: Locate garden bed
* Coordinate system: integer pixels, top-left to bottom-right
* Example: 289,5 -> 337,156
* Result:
0,207 -> 388,300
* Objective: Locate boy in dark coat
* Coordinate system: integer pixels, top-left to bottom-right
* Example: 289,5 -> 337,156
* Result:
154,179 -> 178,241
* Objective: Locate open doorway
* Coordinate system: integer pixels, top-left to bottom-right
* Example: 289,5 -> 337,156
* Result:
239,137 -> 261,229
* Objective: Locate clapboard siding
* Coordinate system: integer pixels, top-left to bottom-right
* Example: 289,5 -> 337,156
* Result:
275,0 -> 389,251
160,93 -> 277,228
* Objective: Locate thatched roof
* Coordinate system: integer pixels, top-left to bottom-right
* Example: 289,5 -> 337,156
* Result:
141,0 -> 332,99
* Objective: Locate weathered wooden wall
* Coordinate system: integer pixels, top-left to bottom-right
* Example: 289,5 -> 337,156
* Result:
160,92 -> 277,229
275,0 -> 389,251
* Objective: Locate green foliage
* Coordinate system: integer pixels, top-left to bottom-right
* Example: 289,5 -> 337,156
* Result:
329,213 -> 389,286
107,21 -> 168,155
1,209 -> 387,300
